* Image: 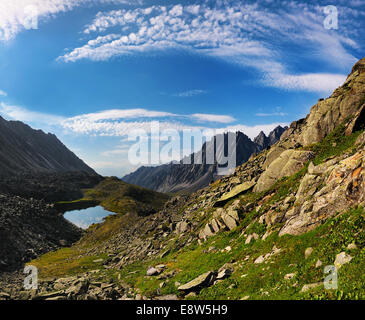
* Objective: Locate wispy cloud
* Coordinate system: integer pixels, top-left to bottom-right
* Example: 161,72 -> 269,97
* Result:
191,113 -> 236,124
0,0 -> 139,41
0,101 -> 283,140
256,112 -> 288,117
0,90 -> 7,96
262,73 -> 347,93
0,102 -> 64,125
175,89 -> 207,97
57,1 -> 361,93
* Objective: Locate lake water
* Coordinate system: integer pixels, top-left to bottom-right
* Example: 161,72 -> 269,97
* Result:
64,206 -> 115,229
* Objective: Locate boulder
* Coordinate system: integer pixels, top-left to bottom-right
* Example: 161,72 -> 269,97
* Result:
300,282 -> 322,293
255,150 -> 315,192
199,223 -> 215,240
175,221 -> 190,234
146,267 -> 160,276
221,213 -> 238,230
178,271 -> 216,293
214,181 -> 256,206
334,252 -> 353,269
305,247 -> 313,259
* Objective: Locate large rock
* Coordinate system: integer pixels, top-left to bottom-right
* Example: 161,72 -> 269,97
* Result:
297,58 -> 365,146
178,271 -> 216,293
255,150 -> 314,192
175,221 -> 190,234
280,149 -> 365,236
214,181 -> 256,206
334,252 -> 353,269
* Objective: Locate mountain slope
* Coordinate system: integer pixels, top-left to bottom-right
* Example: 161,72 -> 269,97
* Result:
14,57 -> 365,301
123,127 -> 287,193
0,116 -> 96,176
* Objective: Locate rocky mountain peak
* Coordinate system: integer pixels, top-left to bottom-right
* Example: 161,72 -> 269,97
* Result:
0,116 -> 97,176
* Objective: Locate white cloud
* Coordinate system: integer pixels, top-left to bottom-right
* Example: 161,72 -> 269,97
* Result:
191,113 -> 236,124
256,112 -> 288,117
0,0 -> 139,41
57,1 -> 360,94
0,90 -> 7,96
65,108 -> 177,122
0,102 -> 64,125
175,89 -> 207,97
262,72 -> 347,93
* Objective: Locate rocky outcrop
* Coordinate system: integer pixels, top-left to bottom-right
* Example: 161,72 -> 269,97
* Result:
279,149 -> 365,236
254,150 -> 315,192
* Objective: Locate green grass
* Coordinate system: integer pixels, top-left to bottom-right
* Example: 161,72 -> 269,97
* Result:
109,206 -> 365,300
304,124 -> 363,165
83,177 -> 169,215
29,248 -> 108,278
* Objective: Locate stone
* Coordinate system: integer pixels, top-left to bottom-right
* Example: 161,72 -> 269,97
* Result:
347,243 -> 357,250
146,267 -> 160,276
210,219 -> 221,233
155,294 -> 178,300
185,292 -> 197,298
176,221 -> 190,234
65,279 -> 89,296
305,247 -> 313,259
178,271 -> 216,293
315,260 -> 323,268
262,230 -> 272,241
215,181 -> 256,206
245,233 -> 259,244
300,283 -> 322,293
199,223 -> 215,239
254,255 -> 265,264
0,292 -> 10,300
226,209 -> 239,222
334,252 -> 353,269
160,249 -> 170,259
216,269 -> 232,280
255,150 -> 315,192
221,213 -> 238,230
284,273 -> 296,280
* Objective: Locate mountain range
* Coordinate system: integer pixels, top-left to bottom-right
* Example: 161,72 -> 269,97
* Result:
122,126 -> 287,193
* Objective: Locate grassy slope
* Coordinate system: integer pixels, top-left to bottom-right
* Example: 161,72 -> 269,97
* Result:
30,177 -> 169,277
30,127 -> 365,299
83,177 -> 169,215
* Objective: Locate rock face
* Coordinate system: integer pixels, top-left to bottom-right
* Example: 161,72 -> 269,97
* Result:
123,127 -> 287,193
254,150 -> 315,192
0,116 -> 96,177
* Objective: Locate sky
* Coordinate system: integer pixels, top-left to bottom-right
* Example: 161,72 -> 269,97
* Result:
0,0 -> 364,176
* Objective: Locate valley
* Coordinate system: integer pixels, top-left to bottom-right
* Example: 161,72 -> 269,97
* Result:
1,58 -> 365,301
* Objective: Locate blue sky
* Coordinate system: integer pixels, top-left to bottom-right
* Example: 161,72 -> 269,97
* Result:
0,0 -> 364,176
